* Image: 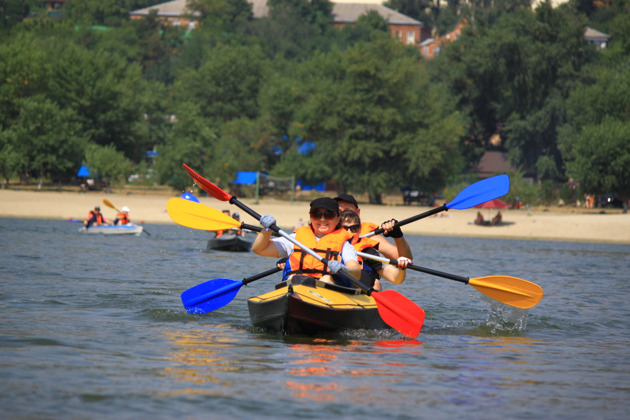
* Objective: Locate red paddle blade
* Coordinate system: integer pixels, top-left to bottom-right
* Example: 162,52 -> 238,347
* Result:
373,290 -> 425,338
183,163 -> 232,202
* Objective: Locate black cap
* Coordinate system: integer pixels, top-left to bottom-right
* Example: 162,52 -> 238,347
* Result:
310,197 -> 339,213
334,193 -> 358,208
95,206 -> 101,211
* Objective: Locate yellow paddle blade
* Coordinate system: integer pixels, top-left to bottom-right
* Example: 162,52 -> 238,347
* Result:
166,198 -> 241,231
468,276 -> 543,309
103,199 -> 118,211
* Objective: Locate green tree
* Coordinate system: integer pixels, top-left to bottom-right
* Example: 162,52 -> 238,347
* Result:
172,43 -> 268,122
282,39 -> 464,203
559,60 -> 630,212
431,3 -> 595,179
253,0 -> 335,59
0,0 -> 41,31
1,96 -> 86,187
84,143 -> 133,186
0,136 -> 23,187
563,117 -> 630,213
45,40 -> 152,160
154,102 -> 218,191
0,31 -> 49,129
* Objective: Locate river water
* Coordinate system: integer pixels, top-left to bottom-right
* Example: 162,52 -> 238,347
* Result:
1,217 -> 629,419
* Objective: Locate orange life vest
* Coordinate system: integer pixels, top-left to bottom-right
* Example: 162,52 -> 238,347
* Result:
286,225 -> 354,279
359,221 -> 379,237
116,212 -> 130,225
88,211 -> 105,224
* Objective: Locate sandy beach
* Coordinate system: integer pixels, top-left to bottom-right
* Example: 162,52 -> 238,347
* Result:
1,189 -> 628,244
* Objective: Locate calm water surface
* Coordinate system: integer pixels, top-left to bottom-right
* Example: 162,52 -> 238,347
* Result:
1,217 -> 629,419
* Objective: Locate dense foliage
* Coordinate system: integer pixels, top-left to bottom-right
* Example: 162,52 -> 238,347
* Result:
0,0 -> 628,211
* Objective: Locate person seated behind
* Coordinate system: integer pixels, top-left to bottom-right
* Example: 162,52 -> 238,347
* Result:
334,194 -> 413,261
230,212 -> 245,236
84,206 -> 109,228
215,210 -> 232,237
114,206 -> 131,225
490,211 -> 502,226
252,197 -> 361,287
474,211 -> 485,225
340,210 -> 411,291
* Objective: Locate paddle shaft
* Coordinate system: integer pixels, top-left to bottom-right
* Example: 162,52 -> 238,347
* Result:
242,267 -> 282,285
362,204 -> 447,238
356,251 -> 468,284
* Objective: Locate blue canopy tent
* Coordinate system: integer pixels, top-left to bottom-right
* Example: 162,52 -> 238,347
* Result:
77,165 -> 90,177
232,171 -> 294,203
233,171 -> 261,203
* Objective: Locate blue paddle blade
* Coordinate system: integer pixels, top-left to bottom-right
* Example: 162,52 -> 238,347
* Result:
181,278 -> 243,314
447,174 -> 510,210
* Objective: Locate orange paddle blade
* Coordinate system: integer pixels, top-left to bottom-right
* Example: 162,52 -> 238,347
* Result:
468,276 -> 543,309
166,198 -> 241,231
102,199 -> 119,212
373,290 -> 425,338
183,164 -> 232,201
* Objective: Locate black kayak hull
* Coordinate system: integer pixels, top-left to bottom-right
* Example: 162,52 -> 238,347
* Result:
207,232 -> 254,252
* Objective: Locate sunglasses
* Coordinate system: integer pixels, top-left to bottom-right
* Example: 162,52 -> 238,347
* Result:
309,210 -> 337,220
342,224 -> 361,233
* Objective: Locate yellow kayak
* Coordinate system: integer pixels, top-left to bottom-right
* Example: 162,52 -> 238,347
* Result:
247,276 -> 389,335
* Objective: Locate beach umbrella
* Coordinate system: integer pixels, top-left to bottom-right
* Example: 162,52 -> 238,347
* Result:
474,198 -> 509,209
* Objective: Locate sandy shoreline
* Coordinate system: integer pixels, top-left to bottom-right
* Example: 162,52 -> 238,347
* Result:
1,189 -> 628,244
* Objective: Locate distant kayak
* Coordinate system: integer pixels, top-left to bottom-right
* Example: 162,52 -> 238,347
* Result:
206,231 -> 254,252
79,224 -> 144,236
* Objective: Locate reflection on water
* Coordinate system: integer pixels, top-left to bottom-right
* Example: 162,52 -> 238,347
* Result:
283,338 -> 425,402
162,326 -> 242,393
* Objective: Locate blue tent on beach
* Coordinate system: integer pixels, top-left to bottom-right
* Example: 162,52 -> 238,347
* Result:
77,165 -> 90,177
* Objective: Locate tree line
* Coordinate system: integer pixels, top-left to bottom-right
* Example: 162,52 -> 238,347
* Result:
0,0 -> 628,211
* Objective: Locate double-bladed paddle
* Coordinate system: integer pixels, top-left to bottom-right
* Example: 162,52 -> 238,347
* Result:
356,251 -> 543,309
181,267 -> 283,314
182,163 -> 425,338
362,174 -> 510,238
102,199 -> 151,236
167,197 -> 264,233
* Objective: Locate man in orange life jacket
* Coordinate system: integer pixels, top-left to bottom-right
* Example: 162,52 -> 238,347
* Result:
252,197 -> 361,287
84,206 -> 109,228
114,206 -> 131,225
334,193 -> 413,261
339,210 -> 411,291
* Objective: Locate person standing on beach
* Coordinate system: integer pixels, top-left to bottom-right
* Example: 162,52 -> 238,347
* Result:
334,194 -> 413,261
84,206 -> 109,228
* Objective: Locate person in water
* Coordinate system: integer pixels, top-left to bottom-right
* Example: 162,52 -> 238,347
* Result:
84,206 -> 110,228
114,206 -> 131,225
339,210 -> 411,291
252,197 -> 361,287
